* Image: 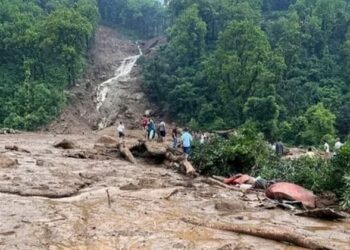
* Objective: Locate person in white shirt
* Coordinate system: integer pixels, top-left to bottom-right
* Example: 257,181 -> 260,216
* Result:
117,122 -> 125,139
334,138 -> 343,151
324,141 -> 330,153
324,140 -> 330,159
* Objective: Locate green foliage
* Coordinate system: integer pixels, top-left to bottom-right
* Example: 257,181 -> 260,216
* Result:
303,103 -> 336,144
142,0 -> 350,142
341,175 -> 350,209
0,0 -> 98,130
97,0 -> 166,38
257,157 -> 334,193
191,125 -> 270,176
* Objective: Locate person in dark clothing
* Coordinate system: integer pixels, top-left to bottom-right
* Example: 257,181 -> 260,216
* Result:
275,139 -> 284,156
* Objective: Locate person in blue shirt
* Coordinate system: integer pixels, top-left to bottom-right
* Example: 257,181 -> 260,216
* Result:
181,128 -> 193,159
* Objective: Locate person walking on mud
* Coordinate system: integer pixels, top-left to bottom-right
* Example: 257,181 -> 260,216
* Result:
158,120 -> 166,143
141,115 -> 148,131
117,121 -> 125,142
147,119 -> 156,140
181,128 -> 193,160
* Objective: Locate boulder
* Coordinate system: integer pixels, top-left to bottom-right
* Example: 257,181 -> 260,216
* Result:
53,139 -> 77,149
95,135 -> 118,148
0,154 -> 17,168
266,182 -> 316,208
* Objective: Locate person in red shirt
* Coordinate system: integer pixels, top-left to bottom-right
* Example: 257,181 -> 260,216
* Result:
142,115 -> 148,130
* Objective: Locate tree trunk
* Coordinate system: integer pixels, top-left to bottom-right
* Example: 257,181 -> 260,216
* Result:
182,218 -> 333,250
119,143 -> 137,164
181,159 -> 196,176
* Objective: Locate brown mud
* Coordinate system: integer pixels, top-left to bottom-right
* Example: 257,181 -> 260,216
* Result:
0,129 -> 349,250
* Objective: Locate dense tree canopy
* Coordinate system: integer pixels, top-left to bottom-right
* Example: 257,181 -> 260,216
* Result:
0,0 -> 99,130
142,0 -> 350,143
97,0 -> 166,38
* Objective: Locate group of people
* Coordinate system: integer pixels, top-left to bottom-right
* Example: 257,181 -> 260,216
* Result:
142,115 -> 167,142
141,116 -> 194,159
274,137 -> 345,158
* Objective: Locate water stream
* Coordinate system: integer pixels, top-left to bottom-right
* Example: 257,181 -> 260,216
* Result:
96,44 -> 143,127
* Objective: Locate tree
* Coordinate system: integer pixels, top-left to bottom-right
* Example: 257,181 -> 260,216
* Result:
302,103 -> 336,144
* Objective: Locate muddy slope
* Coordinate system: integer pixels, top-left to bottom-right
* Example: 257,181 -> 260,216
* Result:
48,26 -> 151,134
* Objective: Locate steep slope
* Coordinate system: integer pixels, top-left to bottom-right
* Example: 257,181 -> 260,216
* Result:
48,26 -> 151,134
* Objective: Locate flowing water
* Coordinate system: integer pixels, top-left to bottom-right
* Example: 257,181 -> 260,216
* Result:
96,44 -> 143,129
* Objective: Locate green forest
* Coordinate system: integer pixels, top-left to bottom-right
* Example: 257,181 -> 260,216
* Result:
142,0 -> 350,145
0,0 -> 164,130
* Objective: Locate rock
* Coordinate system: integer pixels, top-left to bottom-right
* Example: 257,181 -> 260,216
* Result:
95,135 -> 118,148
53,139 -> 77,149
5,145 -> 30,153
36,159 -> 44,166
119,183 -> 142,191
215,201 -> 246,212
0,154 -> 17,168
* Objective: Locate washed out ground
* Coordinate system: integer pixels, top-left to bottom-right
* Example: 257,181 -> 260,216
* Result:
1,25 -> 349,249
1,129 -> 350,250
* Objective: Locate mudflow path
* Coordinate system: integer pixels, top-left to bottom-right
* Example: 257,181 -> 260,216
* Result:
48,26 -> 151,134
0,128 -> 350,250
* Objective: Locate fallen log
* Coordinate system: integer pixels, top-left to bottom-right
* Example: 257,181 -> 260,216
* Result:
119,142 -> 137,164
181,159 -> 196,176
182,217 -> 333,250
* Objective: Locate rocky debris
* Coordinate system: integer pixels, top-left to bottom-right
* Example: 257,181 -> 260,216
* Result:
95,135 -> 118,148
63,150 -> 97,159
5,145 -> 30,153
0,128 -> 18,134
0,154 -> 17,168
119,183 -> 142,191
36,159 -> 44,166
53,139 -> 77,149
215,201 -> 246,212
295,208 -> 347,220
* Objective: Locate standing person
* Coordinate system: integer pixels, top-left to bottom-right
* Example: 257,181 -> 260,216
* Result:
275,139 -> 284,156
158,120 -> 166,143
117,122 -> 125,141
172,125 -> 178,148
324,140 -> 330,158
148,119 -> 156,140
305,147 -> 315,158
141,115 -> 148,131
200,133 -> 205,144
324,140 -> 330,153
181,128 -> 193,160
334,138 -> 343,152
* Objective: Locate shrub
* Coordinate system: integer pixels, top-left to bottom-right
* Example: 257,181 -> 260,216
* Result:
256,156 -> 333,193
191,125 -> 270,176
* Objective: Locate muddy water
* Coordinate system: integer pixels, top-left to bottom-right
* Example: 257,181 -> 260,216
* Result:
0,132 -> 349,250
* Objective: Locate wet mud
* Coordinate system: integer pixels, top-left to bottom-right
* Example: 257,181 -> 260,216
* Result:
0,131 -> 349,250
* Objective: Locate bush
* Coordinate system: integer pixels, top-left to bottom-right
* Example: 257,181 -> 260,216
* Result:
191,125 -> 270,176
256,156 -> 333,193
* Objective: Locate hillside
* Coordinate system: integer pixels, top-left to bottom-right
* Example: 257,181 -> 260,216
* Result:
47,26 -> 152,134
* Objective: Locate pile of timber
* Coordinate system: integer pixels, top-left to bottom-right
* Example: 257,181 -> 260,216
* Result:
94,137 -> 197,176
